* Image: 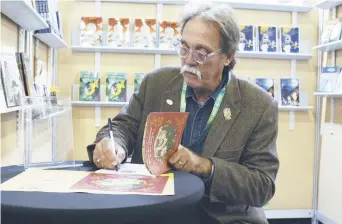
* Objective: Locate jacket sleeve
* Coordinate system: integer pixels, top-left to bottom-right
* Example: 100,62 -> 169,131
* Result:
93,75 -> 149,159
208,99 -> 279,207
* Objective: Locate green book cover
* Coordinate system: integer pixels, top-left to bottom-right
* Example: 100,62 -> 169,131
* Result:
106,72 -> 127,102
79,71 -> 100,101
134,73 -> 146,93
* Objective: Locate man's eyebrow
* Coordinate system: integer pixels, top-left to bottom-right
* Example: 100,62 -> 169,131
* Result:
180,39 -> 213,52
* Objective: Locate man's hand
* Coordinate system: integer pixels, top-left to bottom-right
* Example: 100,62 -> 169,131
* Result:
93,137 -> 126,169
168,145 -> 212,178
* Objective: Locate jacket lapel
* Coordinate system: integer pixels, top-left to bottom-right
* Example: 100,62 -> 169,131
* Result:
160,73 -> 183,112
202,74 -> 242,158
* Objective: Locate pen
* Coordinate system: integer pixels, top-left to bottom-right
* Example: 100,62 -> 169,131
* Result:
108,118 -> 119,171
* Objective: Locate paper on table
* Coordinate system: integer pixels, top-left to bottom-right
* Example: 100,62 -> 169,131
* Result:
0,169 -> 89,193
96,163 -> 154,176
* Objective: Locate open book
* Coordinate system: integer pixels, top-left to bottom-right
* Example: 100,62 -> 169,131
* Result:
142,112 -> 189,176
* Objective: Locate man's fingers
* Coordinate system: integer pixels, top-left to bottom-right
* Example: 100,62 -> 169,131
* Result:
168,151 -> 181,165
93,143 -> 102,168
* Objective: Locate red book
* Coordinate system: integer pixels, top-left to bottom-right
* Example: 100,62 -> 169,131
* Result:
142,112 -> 189,176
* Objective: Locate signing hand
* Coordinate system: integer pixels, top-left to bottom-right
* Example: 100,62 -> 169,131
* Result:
93,137 -> 126,169
168,145 -> 212,178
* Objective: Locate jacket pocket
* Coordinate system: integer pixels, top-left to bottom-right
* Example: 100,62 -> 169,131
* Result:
214,144 -> 245,161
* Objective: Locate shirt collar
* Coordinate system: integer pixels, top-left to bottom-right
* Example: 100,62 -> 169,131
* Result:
186,66 -> 230,101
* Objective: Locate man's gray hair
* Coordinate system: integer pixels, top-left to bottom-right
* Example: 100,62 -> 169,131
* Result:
179,3 -> 240,70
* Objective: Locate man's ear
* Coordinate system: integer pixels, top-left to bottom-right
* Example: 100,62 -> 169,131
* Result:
224,55 -> 234,66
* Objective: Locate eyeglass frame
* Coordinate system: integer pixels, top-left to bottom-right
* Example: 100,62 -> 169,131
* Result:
173,41 -> 222,65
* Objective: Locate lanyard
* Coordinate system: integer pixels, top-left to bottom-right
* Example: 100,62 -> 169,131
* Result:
180,81 -> 226,131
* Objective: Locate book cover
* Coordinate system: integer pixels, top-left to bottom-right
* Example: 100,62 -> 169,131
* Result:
159,21 -> 180,49
80,17 -> 103,46
106,72 -> 127,102
0,51 -> 25,107
134,19 -> 156,48
0,63 -> 7,111
134,73 -> 147,93
318,67 -> 341,92
256,78 -> 275,98
70,173 -> 171,195
239,25 -> 254,51
79,71 -> 100,101
280,27 -> 299,53
258,26 -> 277,52
142,112 -> 189,176
20,53 -> 36,96
107,18 -> 130,47
280,78 -> 300,106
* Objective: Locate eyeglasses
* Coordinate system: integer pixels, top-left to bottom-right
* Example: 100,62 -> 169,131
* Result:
174,42 -> 222,64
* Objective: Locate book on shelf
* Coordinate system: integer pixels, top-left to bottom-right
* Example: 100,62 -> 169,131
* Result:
134,73 -> 147,93
79,71 -> 100,101
107,18 -> 130,47
321,18 -> 342,44
0,51 -> 25,108
134,19 -> 156,48
239,25 -> 255,52
257,26 -> 278,52
159,21 -> 180,49
142,112 -> 189,176
35,0 -> 61,36
318,67 -> 342,93
105,72 -> 127,102
256,78 -> 275,98
280,78 -> 300,106
280,27 -> 299,53
80,17 -> 103,46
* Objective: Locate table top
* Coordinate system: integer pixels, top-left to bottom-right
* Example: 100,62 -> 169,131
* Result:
1,163 -> 205,224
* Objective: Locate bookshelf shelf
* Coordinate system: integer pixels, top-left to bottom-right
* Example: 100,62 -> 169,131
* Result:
0,0 -> 49,31
102,0 -> 313,12
71,101 -> 129,107
34,33 -> 68,49
0,106 -> 22,114
313,92 -> 342,98
71,46 -> 312,61
315,0 -> 342,9
278,105 -> 314,111
312,40 -> 342,52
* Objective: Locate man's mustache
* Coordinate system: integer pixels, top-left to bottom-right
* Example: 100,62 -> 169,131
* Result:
181,65 -> 202,80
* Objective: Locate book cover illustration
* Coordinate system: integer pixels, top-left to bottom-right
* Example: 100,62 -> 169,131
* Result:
107,18 -> 130,47
142,112 -> 189,176
80,17 -> 103,46
134,19 -> 156,48
70,173 -> 171,195
159,21 -> 180,49
318,67 -> 341,92
321,19 -> 342,44
134,73 -> 147,93
0,51 -> 25,107
79,71 -> 100,101
258,26 -> 277,52
0,64 -> 7,111
280,78 -> 300,106
239,25 -> 254,51
256,78 -> 275,98
280,27 -> 299,53
106,72 -> 127,102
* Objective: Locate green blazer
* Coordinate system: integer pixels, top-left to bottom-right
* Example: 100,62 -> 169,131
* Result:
95,66 -> 279,224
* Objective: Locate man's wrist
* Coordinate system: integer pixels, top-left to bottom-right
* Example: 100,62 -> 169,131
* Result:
195,157 -> 213,178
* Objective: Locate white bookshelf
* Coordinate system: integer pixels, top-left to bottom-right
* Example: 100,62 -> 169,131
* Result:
0,106 -> 22,114
315,0 -> 342,9
71,46 -> 312,61
34,33 -> 68,49
71,101 -> 129,107
278,105 -> 313,111
102,0 -> 313,12
313,92 -> 342,98
313,40 -> 342,52
0,0 -> 49,31
236,51 -> 312,61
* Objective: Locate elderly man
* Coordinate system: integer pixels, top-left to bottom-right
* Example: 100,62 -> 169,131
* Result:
90,3 -> 279,224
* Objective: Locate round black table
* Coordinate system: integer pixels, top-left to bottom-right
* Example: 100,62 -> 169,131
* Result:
1,163 -> 205,224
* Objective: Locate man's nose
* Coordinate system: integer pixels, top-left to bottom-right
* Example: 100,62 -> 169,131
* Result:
183,51 -> 198,66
